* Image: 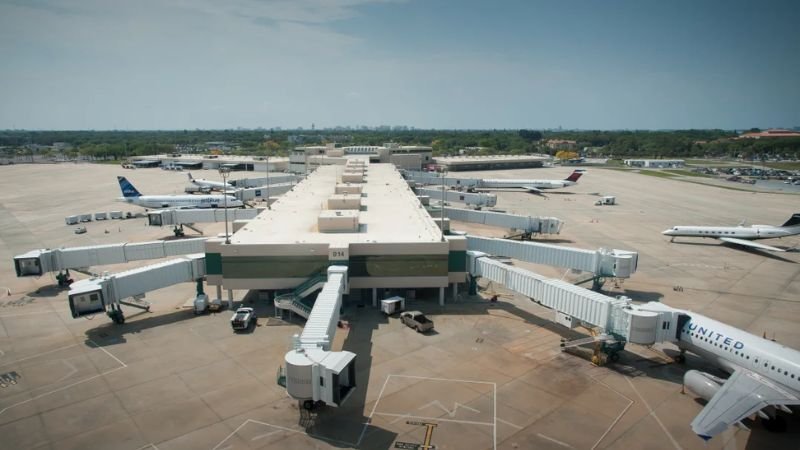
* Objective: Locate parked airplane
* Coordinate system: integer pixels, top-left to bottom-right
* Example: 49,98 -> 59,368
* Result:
187,172 -> 233,191
639,302 -> 800,441
479,170 -> 584,194
662,213 -> 800,252
116,176 -> 243,209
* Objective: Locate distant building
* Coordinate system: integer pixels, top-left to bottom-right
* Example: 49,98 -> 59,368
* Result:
546,139 -> 577,151
292,143 -> 432,173
624,159 -> 685,168
433,155 -> 549,171
736,129 -> 800,139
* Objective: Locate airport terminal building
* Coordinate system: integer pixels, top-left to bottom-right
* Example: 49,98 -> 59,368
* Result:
204,161 -> 467,305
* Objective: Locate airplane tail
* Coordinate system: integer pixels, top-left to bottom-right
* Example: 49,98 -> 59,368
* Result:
187,172 -> 194,181
565,171 -> 583,183
780,213 -> 800,227
117,176 -> 142,198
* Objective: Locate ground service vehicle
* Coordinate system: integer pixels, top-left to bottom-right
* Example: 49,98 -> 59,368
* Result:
231,306 -> 256,331
400,311 -> 434,333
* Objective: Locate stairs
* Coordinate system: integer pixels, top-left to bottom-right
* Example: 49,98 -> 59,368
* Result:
273,273 -> 327,320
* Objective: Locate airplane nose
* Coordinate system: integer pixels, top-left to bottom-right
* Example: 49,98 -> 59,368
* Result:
662,229 -> 674,235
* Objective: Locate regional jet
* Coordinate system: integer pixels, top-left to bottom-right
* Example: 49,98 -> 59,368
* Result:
187,172 -> 233,191
479,170 -> 584,194
117,176 -> 243,209
638,302 -> 800,441
662,213 -> 800,252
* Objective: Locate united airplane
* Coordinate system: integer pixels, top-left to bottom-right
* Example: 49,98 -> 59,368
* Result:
662,213 -> 800,252
116,176 -> 243,209
639,302 -> 800,440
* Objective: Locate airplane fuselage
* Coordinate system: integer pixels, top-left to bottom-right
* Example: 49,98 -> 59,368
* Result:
117,194 -> 243,209
662,225 -> 800,240
479,179 -> 575,190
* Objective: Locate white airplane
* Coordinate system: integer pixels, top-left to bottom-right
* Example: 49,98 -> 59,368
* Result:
187,172 -> 233,191
638,302 -> 800,441
662,214 -> 800,252
479,170 -> 584,194
116,176 -> 243,209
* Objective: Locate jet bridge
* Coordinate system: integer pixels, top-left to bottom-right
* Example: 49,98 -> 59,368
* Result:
402,170 -> 481,189
233,183 -> 295,202
281,266 -> 357,410
468,251 -> 685,362
67,253 -> 207,324
147,208 -> 264,227
13,238 -> 207,277
415,186 -> 497,207
467,235 -> 638,284
444,207 -> 564,236
232,173 -> 300,188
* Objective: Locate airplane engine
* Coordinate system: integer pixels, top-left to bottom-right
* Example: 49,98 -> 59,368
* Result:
684,370 -> 725,401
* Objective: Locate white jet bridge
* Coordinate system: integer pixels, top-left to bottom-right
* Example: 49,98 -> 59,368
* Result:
468,251 -> 686,363
415,186 -> 497,207
280,266 -> 357,410
67,253 -> 207,324
231,173 -> 300,188
466,235 -> 638,288
443,207 -> 564,237
14,238 -> 207,277
147,208 -> 264,235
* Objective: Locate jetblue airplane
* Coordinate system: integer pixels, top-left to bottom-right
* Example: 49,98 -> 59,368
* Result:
639,302 -> 800,440
116,176 -> 243,209
479,170 -> 584,194
187,172 -> 233,191
662,213 -> 800,252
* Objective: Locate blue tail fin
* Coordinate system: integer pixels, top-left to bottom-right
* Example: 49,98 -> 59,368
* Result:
781,213 -> 800,227
117,176 -> 142,198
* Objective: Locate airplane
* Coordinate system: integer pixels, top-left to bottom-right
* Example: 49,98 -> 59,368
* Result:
116,176 -> 243,209
637,302 -> 800,441
187,172 -> 233,191
662,213 -> 800,252
478,170 -> 584,194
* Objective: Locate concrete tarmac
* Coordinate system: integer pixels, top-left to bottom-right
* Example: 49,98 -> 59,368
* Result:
0,163 -> 798,449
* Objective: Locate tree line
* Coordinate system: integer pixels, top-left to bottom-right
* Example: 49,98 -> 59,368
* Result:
0,129 -> 798,160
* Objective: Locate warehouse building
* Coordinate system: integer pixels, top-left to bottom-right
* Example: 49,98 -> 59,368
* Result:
204,161 -> 467,306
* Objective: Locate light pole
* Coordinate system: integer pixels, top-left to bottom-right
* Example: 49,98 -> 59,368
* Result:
219,167 -> 231,244
440,166 -> 446,242
266,155 -> 271,209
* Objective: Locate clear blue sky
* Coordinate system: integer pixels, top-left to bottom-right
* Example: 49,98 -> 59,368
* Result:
1,0 -> 798,130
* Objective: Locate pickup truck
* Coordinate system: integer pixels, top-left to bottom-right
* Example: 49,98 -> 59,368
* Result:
231,306 -> 256,331
400,311 -> 434,333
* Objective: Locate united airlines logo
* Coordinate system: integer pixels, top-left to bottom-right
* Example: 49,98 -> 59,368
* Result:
688,323 -> 744,349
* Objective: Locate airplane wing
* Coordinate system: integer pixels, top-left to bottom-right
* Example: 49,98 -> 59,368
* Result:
691,369 -> 800,440
718,237 -> 786,252
521,185 -> 543,195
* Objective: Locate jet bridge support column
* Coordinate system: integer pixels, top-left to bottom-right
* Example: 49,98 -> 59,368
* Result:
439,287 -> 445,306
452,282 -> 458,302
227,289 -> 234,309
372,288 -> 378,308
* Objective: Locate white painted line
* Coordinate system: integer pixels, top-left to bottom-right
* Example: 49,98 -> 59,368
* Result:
493,381 -> 497,450
251,430 -> 281,441
625,377 -> 683,450
54,359 -> 79,383
0,341 -> 127,416
589,374 -> 634,450
391,373 -> 495,386
87,339 -> 128,368
357,374 -> 391,447
0,311 -> 58,318
538,433 -> 574,448
135,444 -> 159,450
417,400 -> 480,416
496,418 -> 523,430
213,418 -> 358,450
0,343 -> 77,367
373,412 -> 494,427
0,366 -> 125,415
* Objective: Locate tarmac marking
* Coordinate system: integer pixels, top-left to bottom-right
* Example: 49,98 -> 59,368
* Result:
0,340 -> 127,416
588,374 -> 634,450
625,377 -> 683,450
374,412 -> 493,427
0,310 -> 58,318
496,417 -> 523,430
0,343 -> 77,368
364,374 -> 497,450
213,419 -> 357,450
417,400 -> 480,417
538,433 -> 574,448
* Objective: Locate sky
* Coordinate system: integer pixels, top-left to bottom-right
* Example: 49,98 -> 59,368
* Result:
0,0 -> 798,130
